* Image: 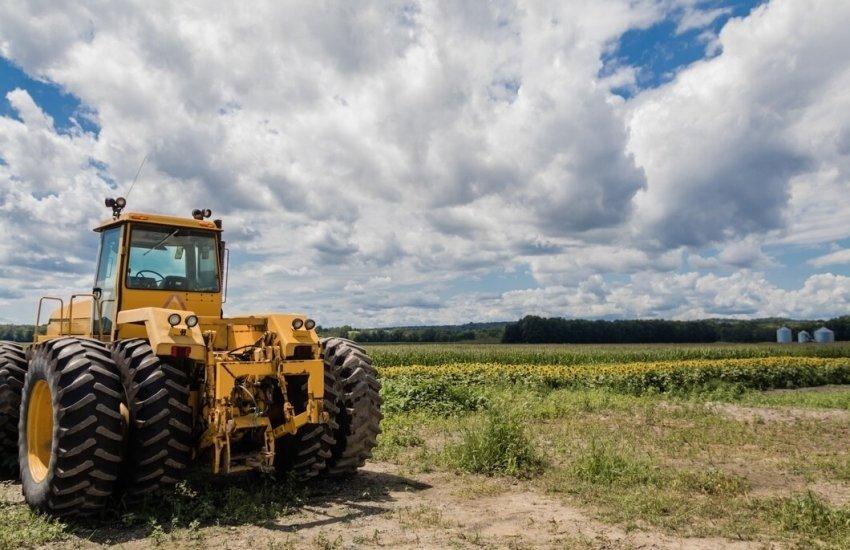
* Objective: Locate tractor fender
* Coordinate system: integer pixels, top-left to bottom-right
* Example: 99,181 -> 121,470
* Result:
116,307 -> 206,360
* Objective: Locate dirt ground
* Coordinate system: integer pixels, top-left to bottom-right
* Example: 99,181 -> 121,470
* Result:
6,392 -> 849,549
1,461 -> 780,550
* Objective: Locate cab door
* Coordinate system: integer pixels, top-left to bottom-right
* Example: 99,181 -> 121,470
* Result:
92,226 -> 123,337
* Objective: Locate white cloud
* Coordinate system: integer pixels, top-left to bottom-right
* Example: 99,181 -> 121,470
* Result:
1,0 -> 849,326
810,248 -> 850,268
628,0 -> 850,249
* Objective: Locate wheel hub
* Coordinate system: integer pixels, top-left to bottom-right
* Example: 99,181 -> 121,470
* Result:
27,379 -> 53,483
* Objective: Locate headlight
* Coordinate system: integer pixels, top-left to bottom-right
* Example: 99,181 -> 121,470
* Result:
185,315 -> 199,328
168,313 -> 181,326
292,318 -> 304,330
304,319 -> 316,330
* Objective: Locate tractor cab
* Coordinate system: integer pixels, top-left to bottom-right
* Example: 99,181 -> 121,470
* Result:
35,199 -> 226,341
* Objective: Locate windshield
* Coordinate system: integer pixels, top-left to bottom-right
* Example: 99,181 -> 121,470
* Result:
127,225 -> 220,292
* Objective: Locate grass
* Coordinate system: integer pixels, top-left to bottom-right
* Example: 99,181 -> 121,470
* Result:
373,372 -> 850,547
753,492 -> 850,548
0,471 -> 306,548
443,410 -> 544,477
3,342 -> 850,548
0,500 -> 67,548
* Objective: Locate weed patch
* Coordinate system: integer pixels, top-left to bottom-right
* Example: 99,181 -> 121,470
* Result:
759,491 -> 850,546
0,501 -> 67,547
382,377 -> 488,414
569,441 -> 658,487
444,411 -> 543,477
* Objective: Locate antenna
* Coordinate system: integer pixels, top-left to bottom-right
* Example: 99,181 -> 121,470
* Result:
124,153 -> 149,202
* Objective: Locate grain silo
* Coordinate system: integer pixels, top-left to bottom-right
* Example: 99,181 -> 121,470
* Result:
798,330 -> 812,343
814,326 -> 835,343
776,326 -> 792,344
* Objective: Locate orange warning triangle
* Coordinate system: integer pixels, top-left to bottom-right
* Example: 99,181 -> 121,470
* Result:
162,294 -> 188,310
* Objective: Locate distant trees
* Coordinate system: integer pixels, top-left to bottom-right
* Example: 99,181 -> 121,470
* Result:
318,323 -> 503,343
501,315 -> 848,344
0,324 -> 34,342
5,315 -> 846,345
348,327 -> 478,343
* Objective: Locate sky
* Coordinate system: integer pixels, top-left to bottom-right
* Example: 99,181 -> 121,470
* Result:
1,0 -> 850,327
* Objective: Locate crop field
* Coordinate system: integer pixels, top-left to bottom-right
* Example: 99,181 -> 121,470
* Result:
368,341 -> 850,367
3,342 -> 850,548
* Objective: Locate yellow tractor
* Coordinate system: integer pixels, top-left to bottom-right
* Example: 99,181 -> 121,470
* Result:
0,198 -> 381,516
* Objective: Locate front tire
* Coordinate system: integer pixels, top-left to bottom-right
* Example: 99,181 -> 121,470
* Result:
18,338 -> 124,516
321,338 -> 382,476
111,339 -> 192,499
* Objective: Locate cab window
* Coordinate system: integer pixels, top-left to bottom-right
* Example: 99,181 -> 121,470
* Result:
92,226 -> 122,333
127,225 -> 220,292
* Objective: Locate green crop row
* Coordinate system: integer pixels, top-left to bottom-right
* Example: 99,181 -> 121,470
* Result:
366,342 -> 850,368
378,357 -> 850,395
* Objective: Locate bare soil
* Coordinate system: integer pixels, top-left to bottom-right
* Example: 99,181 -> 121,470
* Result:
17,462 -> 779,549
708,402 -> 850,423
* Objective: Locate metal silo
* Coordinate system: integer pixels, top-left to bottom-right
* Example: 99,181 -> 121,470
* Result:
814,326 -> 835,343
776,326 -> 792,344
798,330 -> 812,343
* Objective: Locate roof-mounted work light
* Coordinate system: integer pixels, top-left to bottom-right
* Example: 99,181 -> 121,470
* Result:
105,196 -> 127,218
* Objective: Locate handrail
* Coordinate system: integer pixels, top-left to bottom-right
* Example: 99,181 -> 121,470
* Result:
34,297 -> 64,342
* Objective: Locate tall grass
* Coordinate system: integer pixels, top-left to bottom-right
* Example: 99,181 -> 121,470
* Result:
444,411 -> 543,477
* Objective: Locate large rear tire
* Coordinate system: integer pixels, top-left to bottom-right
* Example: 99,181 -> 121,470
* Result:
274,368 -> 340,479
0,342 -> 27,458
18,338 -> 124,516
321,338 -> 382,476
111,339 -> 192,498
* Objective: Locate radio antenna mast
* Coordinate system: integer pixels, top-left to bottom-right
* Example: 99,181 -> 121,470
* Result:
124,153 -> 149,201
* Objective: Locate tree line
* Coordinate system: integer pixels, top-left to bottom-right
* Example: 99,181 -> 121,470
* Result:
319,323 -> 504,343
501,315 -> 850,344
3,316 -> 849,344
0,324 -> 35,342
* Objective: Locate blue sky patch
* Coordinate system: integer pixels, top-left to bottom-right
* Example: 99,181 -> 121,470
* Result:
0,56 -> 99,135
603,1 -> 767,98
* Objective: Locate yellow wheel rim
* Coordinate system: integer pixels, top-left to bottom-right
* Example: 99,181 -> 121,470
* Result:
27,379 -> 53,483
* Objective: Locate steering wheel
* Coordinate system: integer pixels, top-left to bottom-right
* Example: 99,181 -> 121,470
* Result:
135,269 -> 165,281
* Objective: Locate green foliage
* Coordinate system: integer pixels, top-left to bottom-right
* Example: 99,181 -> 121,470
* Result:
367,342 -> 850,368
0,324 -> 34,342
372,414 -> 426,461
0,502 -> 67,547
379,357 -> 850,397
502,315 -> 850,344
672,469 -> 749,496
381,377 -> 488,415
569,441 -> 658,487
117,471 -> 303,532
444,411 -> 543,477
761,491 -> 850,546
318,323 -> 505,343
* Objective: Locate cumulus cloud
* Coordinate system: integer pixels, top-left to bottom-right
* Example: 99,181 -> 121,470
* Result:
0,0 -> 849,326
628,0 -> 850,249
